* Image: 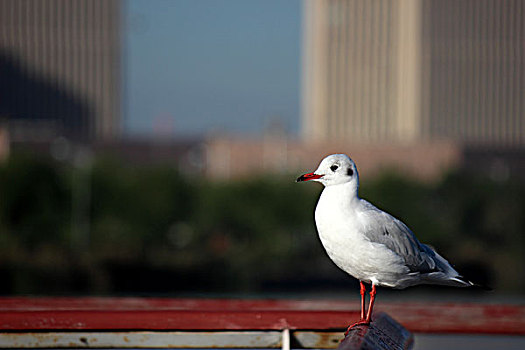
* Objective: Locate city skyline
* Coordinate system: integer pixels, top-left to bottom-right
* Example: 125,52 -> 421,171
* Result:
302,0 -> 525,146
2,0 -> 523,145
1,0 -> 121,141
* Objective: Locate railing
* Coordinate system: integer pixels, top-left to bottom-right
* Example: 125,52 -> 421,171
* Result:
0,298 -> 524,349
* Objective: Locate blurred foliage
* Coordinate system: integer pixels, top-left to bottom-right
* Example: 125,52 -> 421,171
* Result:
0,153 -> 524,295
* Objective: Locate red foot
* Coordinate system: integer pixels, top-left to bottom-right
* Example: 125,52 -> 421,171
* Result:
344,319 -> 370,336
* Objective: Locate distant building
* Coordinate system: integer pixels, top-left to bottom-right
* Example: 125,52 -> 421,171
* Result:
0,0 -> 121,141
302,0 -> 525,146
204,134 -> 525,182
204,134 -> 462,182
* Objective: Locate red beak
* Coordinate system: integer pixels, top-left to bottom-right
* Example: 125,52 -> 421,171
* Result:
296,172 -> 323,182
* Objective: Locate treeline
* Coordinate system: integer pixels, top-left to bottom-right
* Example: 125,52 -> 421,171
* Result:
0,153 -> 523,295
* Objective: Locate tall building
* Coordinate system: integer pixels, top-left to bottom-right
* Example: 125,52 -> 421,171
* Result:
302,0 -> 525,146
0,0 -> 121,141
421,0 -> 524,145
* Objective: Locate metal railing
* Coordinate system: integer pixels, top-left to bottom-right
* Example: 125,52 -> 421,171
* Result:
1,297 -> 524,348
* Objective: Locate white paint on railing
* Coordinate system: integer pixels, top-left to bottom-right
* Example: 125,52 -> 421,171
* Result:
0,331 -> 283,349
281,328 -> 290,350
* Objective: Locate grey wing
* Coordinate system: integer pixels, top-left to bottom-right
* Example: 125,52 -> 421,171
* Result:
363,209 -> 439,273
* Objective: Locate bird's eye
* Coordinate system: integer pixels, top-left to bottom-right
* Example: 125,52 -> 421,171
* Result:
330,165 -> 338,172
347,168 -> 354,176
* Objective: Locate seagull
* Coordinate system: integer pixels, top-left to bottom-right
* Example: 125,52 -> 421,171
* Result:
296,154 -> 476,332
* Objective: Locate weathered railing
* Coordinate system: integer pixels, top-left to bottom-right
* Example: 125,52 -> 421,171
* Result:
0,298 -> 524,348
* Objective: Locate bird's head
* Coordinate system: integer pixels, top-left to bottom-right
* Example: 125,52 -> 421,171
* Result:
296,154 -> 359,187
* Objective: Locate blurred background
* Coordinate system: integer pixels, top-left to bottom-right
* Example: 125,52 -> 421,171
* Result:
0,0 -> 524,298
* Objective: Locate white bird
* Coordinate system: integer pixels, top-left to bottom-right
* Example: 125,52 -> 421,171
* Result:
296,154 -> 476,331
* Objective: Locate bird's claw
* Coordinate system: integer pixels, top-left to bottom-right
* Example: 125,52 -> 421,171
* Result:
343,319 -> 370,337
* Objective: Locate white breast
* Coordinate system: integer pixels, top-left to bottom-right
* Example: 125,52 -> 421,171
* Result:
314,185 -> 407,285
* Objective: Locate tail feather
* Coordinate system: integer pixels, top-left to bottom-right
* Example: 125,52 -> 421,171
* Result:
421,272 -> 471,287
449,275 -> 475,287
452,275 -> 492,291
421,271 -> 492,290
420,246 -> 492,290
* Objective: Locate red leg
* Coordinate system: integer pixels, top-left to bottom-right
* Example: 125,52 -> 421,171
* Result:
359,281 -> 366,321
344,282 -> 369,336
364,284 -> 377,323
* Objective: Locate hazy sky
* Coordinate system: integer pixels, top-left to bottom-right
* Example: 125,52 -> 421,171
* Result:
124,0 -> 301,138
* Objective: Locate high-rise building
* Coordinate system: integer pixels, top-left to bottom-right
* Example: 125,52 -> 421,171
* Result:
302,0 -> 525,146
0,0 -> 121,141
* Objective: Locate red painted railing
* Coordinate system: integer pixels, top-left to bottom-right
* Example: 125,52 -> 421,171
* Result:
1,297 -> 524,335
